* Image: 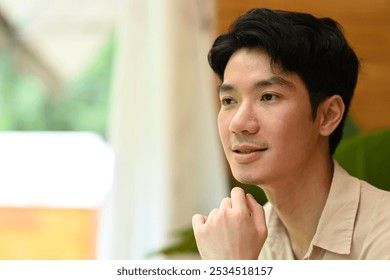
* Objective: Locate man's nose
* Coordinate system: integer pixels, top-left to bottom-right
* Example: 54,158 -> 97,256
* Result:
229,102 -> 260,135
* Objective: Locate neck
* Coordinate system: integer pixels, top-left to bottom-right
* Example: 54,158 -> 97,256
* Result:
261,155 -> 334,259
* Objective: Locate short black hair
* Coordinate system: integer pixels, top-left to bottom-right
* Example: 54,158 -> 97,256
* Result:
208,8 -> 360,155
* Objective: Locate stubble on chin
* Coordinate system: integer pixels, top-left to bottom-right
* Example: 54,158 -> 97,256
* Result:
233,172 -> 255,185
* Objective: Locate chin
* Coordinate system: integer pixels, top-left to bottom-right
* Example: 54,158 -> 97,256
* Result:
229,159 -> 271,186
233,171 -> 264,186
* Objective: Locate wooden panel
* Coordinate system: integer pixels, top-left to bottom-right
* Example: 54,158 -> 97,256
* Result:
217,0 -> 390,131
0,207 -> 97,259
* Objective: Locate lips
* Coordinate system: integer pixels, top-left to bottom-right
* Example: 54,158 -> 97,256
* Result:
231,143 -> 269,153
230,144 -> 269,163
233,148 -> 268,154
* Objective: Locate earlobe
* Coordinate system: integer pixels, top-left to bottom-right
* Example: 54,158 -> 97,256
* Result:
319,95 -> 345,137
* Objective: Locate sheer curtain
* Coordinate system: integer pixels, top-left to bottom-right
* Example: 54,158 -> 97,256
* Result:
97,0 -> 228,259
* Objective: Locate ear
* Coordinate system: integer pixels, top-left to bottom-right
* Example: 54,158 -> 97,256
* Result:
318,95 -> 345,137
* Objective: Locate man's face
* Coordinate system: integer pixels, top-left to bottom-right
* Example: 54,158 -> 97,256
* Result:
218,48 -> 322,186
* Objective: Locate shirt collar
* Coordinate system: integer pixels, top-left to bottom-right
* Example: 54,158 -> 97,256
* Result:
310,160 -> 361,255
263,203 -> 296,259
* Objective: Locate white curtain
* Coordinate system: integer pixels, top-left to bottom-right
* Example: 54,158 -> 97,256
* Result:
97,0 -> 228,259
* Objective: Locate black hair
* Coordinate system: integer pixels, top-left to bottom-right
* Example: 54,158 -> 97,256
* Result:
208,8 -> 360,155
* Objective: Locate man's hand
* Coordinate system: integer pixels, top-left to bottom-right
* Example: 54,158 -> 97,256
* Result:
192,187 -> 267,260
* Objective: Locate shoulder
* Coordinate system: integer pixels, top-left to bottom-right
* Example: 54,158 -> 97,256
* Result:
331,162 -> 390,259
355,180 -> 390,259
361,179 -> 390,195
359,180 -> 390,211
358,180 -> 390,235
333,160 -> 390,211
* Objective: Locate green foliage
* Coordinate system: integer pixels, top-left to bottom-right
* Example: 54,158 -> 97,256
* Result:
151,228 -> 199,257
334,129 -> 390,190
342,115 -> 359,138
0,34 -> 116,137
0,51 -> 47,130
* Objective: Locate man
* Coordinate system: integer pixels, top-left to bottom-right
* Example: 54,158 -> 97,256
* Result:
192,8 -> 390,260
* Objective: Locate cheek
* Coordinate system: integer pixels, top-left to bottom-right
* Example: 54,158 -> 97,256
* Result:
217,112 -> 230,141
267,108 -> 315,146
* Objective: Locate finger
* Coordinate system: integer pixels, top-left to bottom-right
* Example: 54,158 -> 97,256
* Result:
230,187 -> 249,212
207,208 -> 219,222
192,214 -> 207,232
246,193 -> 267,233
219,197 -> 232,210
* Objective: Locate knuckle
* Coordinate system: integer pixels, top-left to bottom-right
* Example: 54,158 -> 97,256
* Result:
234,210 -> 250,222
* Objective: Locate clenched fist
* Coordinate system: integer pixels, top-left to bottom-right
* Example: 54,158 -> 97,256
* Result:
192,187 -> 267,259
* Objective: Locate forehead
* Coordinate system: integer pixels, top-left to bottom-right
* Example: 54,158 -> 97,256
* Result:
224,48 -> 274,76
222,48 -> 305,92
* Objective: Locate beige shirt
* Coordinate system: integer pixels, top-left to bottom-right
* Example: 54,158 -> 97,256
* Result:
259,161 -> 390,260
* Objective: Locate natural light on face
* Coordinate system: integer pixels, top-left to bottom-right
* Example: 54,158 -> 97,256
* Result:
218,48 -> 321,187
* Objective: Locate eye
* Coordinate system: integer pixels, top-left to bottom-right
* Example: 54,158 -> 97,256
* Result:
261,93 -> 278,102
221,97 -> 237,106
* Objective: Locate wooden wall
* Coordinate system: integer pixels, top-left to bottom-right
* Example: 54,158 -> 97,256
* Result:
0,208 -> 97,259
217,0 -> 390,132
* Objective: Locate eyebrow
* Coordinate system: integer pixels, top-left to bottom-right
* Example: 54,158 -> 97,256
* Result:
255,76 -> 296,90
218,76 -> 296,94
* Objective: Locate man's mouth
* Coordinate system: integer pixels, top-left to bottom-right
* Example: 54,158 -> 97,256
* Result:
233,148 -> 268,154
230,143 -> 269,163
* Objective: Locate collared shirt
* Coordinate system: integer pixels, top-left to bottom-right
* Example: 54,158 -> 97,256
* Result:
259,161 -> 390,260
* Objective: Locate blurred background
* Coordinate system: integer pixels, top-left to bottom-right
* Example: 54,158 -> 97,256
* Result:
0,0 -> 389,259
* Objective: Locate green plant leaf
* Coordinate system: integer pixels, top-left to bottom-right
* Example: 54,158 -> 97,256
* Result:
334,129 -> 390,190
